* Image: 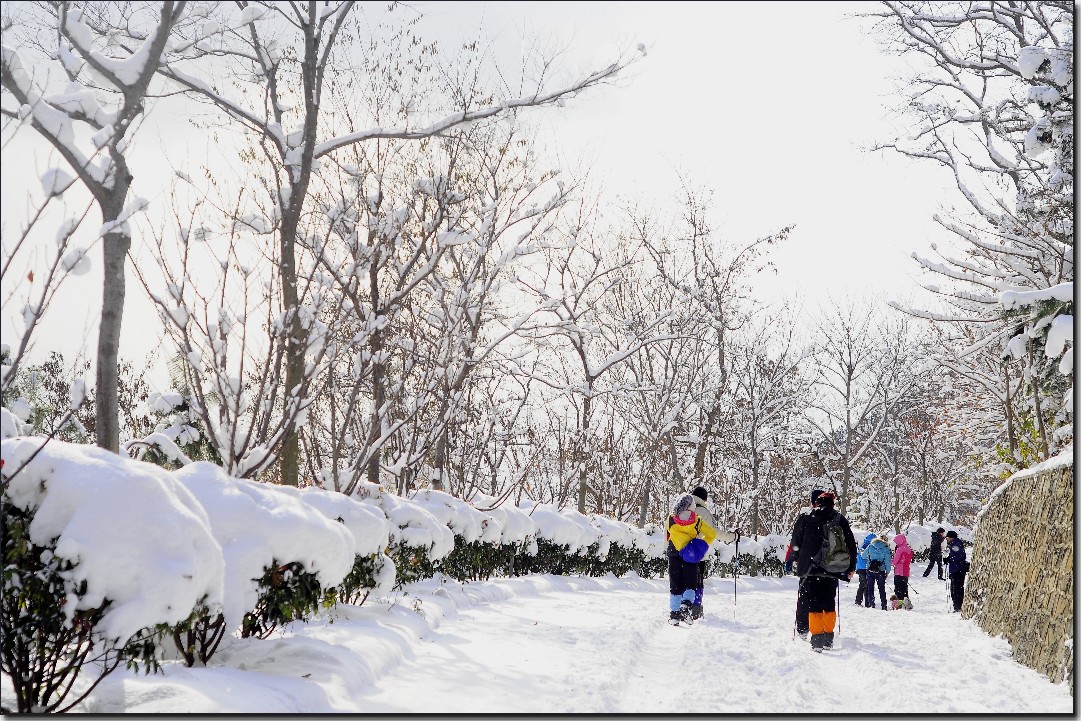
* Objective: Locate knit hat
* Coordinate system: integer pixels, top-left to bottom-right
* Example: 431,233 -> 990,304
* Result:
673,493 -> 695,518
945,530 -> 958,539
692,486 -> 708,502
936,527 -> 945,534
814,491 -> 835,508
810,489 -> 824,505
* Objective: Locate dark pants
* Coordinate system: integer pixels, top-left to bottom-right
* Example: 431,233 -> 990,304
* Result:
863,571 -> 887,608
694,561 -> 707,605
667,550 -> 697,597
854,569 -> 867,604
949,571 -> 966,611
923,555 -> 943,578
894,575 -> 909,600
795,578 -> 810,633
804,575 -> 840,649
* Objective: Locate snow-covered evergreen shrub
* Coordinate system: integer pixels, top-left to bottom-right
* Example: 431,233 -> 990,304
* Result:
0,439 -> 224,712
352,482 -> 454,590
240,561 -> 326,639
300,486 -> 394,606
440,536 -> 521,581
172,463 -> 353,655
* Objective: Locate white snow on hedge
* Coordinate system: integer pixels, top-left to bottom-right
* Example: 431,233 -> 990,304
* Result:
173,462 -> 354,630
527,502 -> 597,553
353,482 -> 454,561
299,486 -> 389,557
411,489 -> 487,543
2,406 -> 29,439
0,438 -> 224,644
590,514 -> 634,559
468,491 -> 535,546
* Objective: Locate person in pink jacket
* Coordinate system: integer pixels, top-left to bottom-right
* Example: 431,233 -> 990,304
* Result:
892,533 -> 914,603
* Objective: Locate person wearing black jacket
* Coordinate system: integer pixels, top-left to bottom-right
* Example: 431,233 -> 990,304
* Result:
943,530 -> 968,613
792,491 -> 857,652
789,489 -> 824,639
922,527 -> 946,579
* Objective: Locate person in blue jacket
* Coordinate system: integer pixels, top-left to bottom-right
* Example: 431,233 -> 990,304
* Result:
943,530 -> 968,613
862,535 -> 892,609
853,532 -> 876,605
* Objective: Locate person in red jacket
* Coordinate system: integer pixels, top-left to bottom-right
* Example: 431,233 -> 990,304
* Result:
891,533 -> 914,604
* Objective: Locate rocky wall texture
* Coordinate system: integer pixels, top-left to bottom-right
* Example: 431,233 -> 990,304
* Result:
964,461 -> 1073,691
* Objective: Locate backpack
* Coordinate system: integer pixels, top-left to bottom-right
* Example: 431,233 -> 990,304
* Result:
811,513 -> 851,574
868,558 -> 884,572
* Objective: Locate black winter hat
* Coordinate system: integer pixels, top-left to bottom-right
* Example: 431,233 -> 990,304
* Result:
692,486 -> 708,502
810,489 -> 824,504
936,527 -> 946,534
945,530 -> 958,539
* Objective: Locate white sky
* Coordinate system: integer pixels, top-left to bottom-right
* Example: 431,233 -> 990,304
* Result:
1,1 -> 959,384
66,572 -> 1072,713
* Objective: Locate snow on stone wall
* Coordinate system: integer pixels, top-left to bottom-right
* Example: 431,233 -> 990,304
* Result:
966,449 -> 1073,690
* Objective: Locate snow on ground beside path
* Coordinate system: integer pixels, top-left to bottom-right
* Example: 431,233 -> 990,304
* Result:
70,574 -> 1072,714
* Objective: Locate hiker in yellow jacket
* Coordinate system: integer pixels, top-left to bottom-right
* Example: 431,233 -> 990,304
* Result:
666,492 -> 719,625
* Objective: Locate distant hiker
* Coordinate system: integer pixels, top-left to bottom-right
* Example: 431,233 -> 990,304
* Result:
863,534 -> 892,610
792,491 -> 857,652
891,533 -> 914,604
784,543 -> 795,575
943,530 -> 968,613
789,488 -> 824,639
853,532 -> 876,606
689,486 -> 735,620
922,527 -> 946,579
666,492 -> 719,625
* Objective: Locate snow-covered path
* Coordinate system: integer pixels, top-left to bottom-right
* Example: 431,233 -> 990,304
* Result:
76,573 -> 1072,714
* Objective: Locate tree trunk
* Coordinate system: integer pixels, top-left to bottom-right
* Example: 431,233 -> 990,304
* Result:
94,181 -> 132,453
577,391 -> 592,513
1004,368 -> 1018,457
279,219 -> 302,486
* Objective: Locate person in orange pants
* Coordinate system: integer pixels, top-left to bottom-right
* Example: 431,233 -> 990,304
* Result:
791,491 -> 857,652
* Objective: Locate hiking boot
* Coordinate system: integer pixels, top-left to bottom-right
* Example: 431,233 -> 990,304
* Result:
810,633 -> 827,651
824,632 -> 834,649
669,610 -> 681,625
679,600 -> 694,625
690,603 -> 703,620
797,630 -> 809,641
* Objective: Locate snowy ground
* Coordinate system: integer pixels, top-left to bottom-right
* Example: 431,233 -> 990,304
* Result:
68,572 -> 1071,714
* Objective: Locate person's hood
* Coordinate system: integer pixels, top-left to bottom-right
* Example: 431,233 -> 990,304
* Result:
860,533 -> 877,549
893,534 -> 909,548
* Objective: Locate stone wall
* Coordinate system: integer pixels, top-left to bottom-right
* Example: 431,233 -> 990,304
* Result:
963,460 -> 1074,691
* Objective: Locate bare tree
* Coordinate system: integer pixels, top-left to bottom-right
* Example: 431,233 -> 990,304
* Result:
728,314 -> 814,536
1,1 -> 189,451
870,1 -> 1074,457
805,302 -> 916,514
150,0 -> 642,485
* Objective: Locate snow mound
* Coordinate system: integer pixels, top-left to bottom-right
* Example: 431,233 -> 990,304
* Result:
1,438 -> 225,644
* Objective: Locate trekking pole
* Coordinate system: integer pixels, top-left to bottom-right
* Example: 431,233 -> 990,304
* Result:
792,576 -> 803,641
733,531 -> 739,610
836,583 -> 841,637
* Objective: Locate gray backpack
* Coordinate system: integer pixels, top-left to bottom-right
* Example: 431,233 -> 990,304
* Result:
811,514 -> 850,574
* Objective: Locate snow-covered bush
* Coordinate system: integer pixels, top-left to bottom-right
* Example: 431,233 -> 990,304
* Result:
1,439 -> 224,712
173,463 -> 353,644
353,482 -> 454,589
300,486 -> 394,605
